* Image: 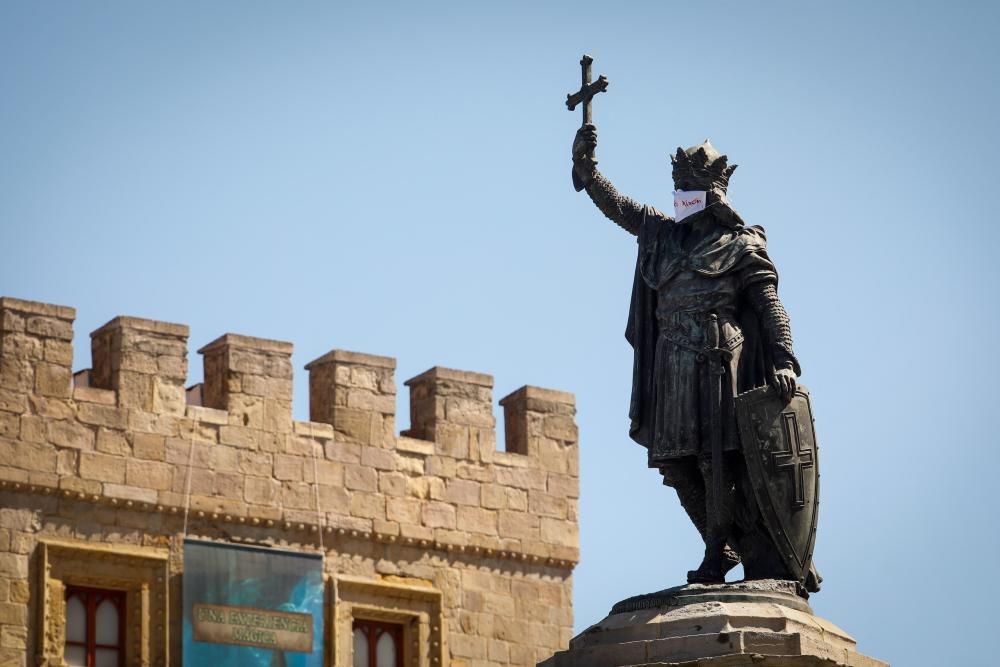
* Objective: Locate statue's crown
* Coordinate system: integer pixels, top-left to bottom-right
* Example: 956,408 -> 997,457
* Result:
671,139 -> 737,191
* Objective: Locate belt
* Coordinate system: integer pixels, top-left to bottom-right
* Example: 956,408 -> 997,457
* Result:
659,328 -> 744,357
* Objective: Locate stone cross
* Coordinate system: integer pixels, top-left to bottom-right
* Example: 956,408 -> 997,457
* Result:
565,54 -> 609,127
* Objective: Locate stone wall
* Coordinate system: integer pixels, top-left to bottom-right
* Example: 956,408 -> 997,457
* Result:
0,296 -> 578,666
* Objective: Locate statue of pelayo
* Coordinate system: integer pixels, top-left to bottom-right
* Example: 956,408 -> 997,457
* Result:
567,55 -> 821,595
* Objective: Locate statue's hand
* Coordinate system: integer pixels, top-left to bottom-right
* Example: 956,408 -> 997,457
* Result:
573,123 -> 598,161
572,124 -> 598,190
770,367 -> 797,403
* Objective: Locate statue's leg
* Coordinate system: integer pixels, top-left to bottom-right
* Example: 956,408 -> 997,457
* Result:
661,458 -> 740,582
687,454 -> 740,583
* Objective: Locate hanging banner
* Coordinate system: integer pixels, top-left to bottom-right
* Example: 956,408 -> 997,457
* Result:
183,539 -> 324,667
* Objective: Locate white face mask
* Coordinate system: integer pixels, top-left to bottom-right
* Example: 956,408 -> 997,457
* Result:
673,190 -> 707,223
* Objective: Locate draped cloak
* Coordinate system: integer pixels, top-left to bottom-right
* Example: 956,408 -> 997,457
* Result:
626,205 -> 785,465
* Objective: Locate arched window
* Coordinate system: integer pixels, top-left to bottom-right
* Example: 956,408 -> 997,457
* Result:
352,619 -> 402,667
64,586 -> 125,667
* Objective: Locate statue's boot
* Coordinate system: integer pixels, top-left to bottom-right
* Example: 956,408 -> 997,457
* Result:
686,455 -> 739,583
687,544 -> 741,584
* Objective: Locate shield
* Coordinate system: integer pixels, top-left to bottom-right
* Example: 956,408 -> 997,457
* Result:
735,384 -> 819,584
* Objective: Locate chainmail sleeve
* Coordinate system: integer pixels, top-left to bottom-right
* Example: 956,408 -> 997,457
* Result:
583,170 -> 649,236
746,281 -> 801,375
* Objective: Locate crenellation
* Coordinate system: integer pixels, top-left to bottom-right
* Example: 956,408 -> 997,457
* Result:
198,333 -> 293,433
90,316 -> 189,415
0,296 -> 581,666
305,348 -> 396,447
0,297 -> 76,400
404,366 -> 497,462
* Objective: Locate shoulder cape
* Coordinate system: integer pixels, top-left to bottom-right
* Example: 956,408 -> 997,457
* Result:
626,208 -> 776,450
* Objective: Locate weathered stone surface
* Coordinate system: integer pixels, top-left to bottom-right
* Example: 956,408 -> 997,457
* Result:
539,583 -> 887,667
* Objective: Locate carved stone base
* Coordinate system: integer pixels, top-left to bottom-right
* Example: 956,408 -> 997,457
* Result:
538,580 -> 887,667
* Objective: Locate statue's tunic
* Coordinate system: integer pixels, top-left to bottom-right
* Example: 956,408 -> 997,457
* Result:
628,209 -> 780,465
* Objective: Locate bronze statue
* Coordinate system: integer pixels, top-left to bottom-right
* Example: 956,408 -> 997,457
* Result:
568,56 -> 820,594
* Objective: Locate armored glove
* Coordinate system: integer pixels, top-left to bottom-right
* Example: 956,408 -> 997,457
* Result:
572,123 -> 599,191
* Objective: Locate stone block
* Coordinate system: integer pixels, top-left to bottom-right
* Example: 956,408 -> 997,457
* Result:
239,451 -> 273,477
349,492 -> 386,520
0,414 -> 17,439
77,403 -> 127,429
529,491 -> 568,519
219,426 -> 257,449
398,523 -> 432,541
498,511 -> 539,540
481,484 -> 507,509
273,454 -> 304,481
280,482 -> 314,510
245,476 -> 279,505
103,483 -> 157,504
34,362 -> 71,398
0,356 -> 32,393
72,386 -> 115,405
79,452 -> 126,484
450,634 -> 487,660
495,466 -> 547,492
377,471 -> 408,497
47,419 -> 94,450
421,501 -> 456,529
457,506 -> 498,535
186,405 -> 229,425
344,465 -> 377,492
0,389 -> 27,414
316,483 -> 349,511
165,438 -> 210,468
0,553 -> 28,579
325,439 -> 361,464
386,497 -> 421,525
0,601 -> 27,626
125,459 -> 173,490
214,472 -> 243,498
0,438 -> 56,473
132,432 -> 166,461
360,446 -> 396,471
306,459 -> 343,486
444,478 -> 481,506
8,580 -> 29,604
539,517 -> 577,546
0,624 -> 27,650
546,473 -> 579,499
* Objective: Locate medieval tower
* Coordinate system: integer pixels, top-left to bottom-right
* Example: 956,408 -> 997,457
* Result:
0,296 -> 579,666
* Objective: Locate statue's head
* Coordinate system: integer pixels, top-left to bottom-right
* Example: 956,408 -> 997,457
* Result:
670,140 -> 737,193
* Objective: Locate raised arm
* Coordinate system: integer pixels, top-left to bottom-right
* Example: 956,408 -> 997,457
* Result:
572,124 -> 667,236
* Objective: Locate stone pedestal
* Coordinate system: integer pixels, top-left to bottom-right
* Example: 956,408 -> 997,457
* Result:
540,581 -> 887,667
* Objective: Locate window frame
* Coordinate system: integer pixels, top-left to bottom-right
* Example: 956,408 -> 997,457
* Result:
63,585 -> 127,667
353,618 -> 404,667
36,539 -> 170,667
335,575 -> 444,667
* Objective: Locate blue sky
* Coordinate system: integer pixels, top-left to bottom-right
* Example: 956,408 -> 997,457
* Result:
3,2 -> 999,665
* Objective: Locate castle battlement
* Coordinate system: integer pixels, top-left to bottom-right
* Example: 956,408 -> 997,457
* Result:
0,296 -> 579,567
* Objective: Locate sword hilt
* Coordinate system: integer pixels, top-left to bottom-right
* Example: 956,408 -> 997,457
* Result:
702,314 -> 731,371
